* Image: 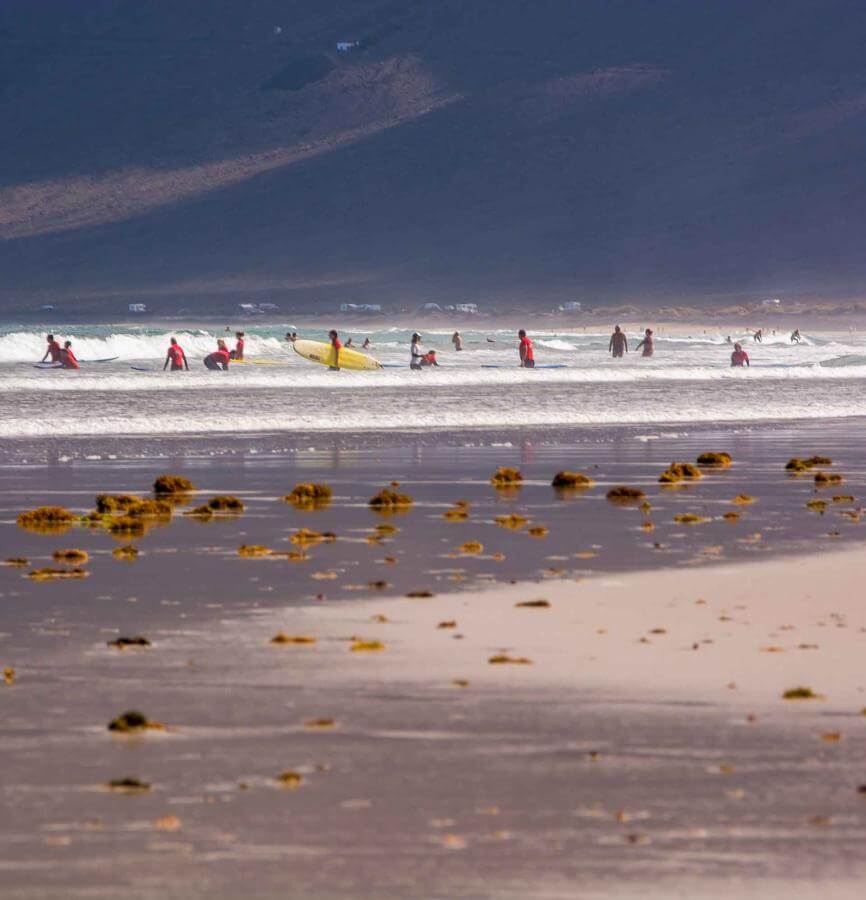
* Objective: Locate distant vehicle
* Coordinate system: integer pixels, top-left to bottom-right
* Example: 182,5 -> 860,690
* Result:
339,303 -> 382,313
761,298 -> 782,307
336,41 -> 359,51
257,303 -> 279,312
128,303 -> 147,313
561,301 -> 582,313
451,303 -> 479,315
40,304 -> 56,311
419,302 -> 443,312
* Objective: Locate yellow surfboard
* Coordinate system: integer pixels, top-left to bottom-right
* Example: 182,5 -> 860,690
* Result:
292,339 -> 382,371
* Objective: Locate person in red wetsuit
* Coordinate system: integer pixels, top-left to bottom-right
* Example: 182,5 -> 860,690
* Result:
163,337 -> 189,372
58,340 -> 79,370
328,330 -> 342,371
518,329 -> 535,368
730,342 -> 750,367
203,339 -> 231,370
230,331 -> 245,360
421,349 -> 439,367
41,334 -> 62,364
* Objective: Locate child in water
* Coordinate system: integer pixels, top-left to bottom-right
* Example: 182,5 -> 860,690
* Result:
635,328 -> 654,357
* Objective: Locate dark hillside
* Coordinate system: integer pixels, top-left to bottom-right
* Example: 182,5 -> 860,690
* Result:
2,0 -> 866,313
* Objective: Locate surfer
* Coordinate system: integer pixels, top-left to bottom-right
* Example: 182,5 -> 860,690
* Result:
635,328 -> 654,357
362,337 -> 371,349
163,337 -> 189,372
58,340 -> 79,370
41,334 -> 62,364
230,331 -> 245,360
725,335 -> 732,344
410,333 -> 424,370
518,329 -> 535,368
421,349 -> 439,367
753,329 -> 763,343
791,329 -> 802,344
328,330 -> 342,370
730,342 -> 750,367
452,331 -> 463,351
203,339 -> 231,371
609,325 -> 628,358
345,338 -> 354,348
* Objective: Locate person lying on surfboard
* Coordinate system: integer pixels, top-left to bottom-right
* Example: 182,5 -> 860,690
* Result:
328,330 -> 342,370
518,329 -> 535,368
58,340 -> 79,370
204,339 -> 231,370
164,337 -> 189,372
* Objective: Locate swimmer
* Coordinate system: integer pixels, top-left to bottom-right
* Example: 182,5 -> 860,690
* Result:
328,330 -> 342,370
362,337 -> 371,349
204,339 -> 231,370
518,329 -> 535,368
230,331 -> 245,360
791,328 -> 802,344
725,335 -> 732,344
731,342 -> 750,367
635,328 -> 654,358
421,349 -> 439,367
345,337 -> 354,348
410,332 -> 424,370
163,337 -> 189,372
609,325 -> 628,358
41,334 -> 62,364
58,340 -> 79,370
753,328 -> 763,343
452,331 -> 463,351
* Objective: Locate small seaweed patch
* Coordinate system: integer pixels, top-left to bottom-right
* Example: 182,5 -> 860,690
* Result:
95,494 -> 142,513
3,557 -> 29,567
659,462 -> 703,483
270,633 -> 316,645
238,544 -> 271,557
350,639 -> 385,652
495,514 -> 528,529
443,505 -> 469,521
290,528 -> 335,546
806,499 -> 827,512
528,525 -> 549,537
673,513 -> 710,524
406,589 -> 434,598
814,471 -> 843,486
27,567 -> 88,582
490,467 -> 523,487
107,636 -> 151,649
153,474 -> 195,495
277,771 -> 303,789
107,516 -> 147,538
783,686 -> 820,700
606,486 -> 645,504
205,495 -> 244,512
52,548 -> 89,564
107,710 -> 164,733
551,471 -> 594,488
722,512 -> 741,521
516,599 -> 550,608
832,495 -> 855,504
696,452 -> 732,468
17,506 -> 75,533
107,777 -> 151,794
438,620 -> 457,629
368,488 -> 413,511
284,483 -> 333,509
489,654 -> 532,665
641,520 -> 656,530
304,718 -> 335,729
4,667 -> 15,685
112,545 -> 139,561
375,523 -> 399,535
459,540 -> 484,555
731,495 -> 755,505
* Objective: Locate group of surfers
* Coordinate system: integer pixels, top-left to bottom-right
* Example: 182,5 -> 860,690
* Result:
39,324 -> 798,372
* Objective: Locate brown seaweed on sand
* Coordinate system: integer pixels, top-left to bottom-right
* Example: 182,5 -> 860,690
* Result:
459,540 -> 484,555
107,777 -> 151,794
783,686 -> 821,700
528,525 -> 549,537
832,495 -> 855,504
237,544 -> 271,557
731,494 -> 755,505
673,513 -> 710,524
806,499 -> 827,512
95,494 -> 142,513
153,474 -> 195,495
659,462 -> 703,483
3,557 -> 29,567
490,467 -> 523,487
696,452 -> 732,468
3,667 -> 15,685
489,654 -> 533,665
52,548 -> 89,564
606,486 -> 645,504
112,545 -> 139,561
814,471 -> 843,486
350,639 -> 385,652
27,567 -> 88,582
516,599 -> 550,608
17,506 -> 75,534
495,513 -> 528,529
290,528 -> 336,546
270,633 -> 316,645
107,636 -> 151,649
107,710 -> 165,733
368,488 -> 413,512
406,589 -> 434,598
284,482 -> 333,509
277,771 -> 303,789
304,718 -> 336,729
551,471 -> 594,488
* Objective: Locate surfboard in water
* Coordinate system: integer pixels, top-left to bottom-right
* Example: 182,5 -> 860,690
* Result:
292,339 -> 381,371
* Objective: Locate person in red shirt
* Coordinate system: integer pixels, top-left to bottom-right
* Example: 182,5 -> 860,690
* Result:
230,331 -> 245,360
58,340 -> 79,370
730,343 -> 750,367
518,329 -> 535,368
41,334 -> 62,364
203,339 -> 231,370
328,330 -> 342,370
421,349 -> 439,367
163,337 -> 189,371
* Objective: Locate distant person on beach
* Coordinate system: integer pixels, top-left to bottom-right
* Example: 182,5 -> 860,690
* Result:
725,335 -> 732,344
204,339 -> 231,370
410,333 -> 424,370
362,337 -> 371,349
58,340 -> 79,370
753,329 -> 763,343
328,330 -> 342,371
731,343 -> 750,367
452,331 -> 463,351
791,329 -> 802,344
421,349 -> 439,367
609,325 -> 628,358
41,334 -> 62,364
635,328 -> 654,357
163,337 -> 189,372
230,331 -> 245,360
518,329 -> 535,368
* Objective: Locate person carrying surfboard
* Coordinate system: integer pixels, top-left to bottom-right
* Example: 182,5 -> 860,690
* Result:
518,329 -> 535,368
58,340 -> 79,370
41,334 -> 62,364
204,339 -> 231,371
410,333 -> 424,370
163,337 -> 189,372
328,330 -> 343,370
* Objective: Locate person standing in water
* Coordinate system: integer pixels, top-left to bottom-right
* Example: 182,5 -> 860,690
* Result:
41,334 -> 62,364
635,328 -> 654,357
327,330 -> 342,370
163,337 -> 189,372
609,325 -> 628,358
421,349 -> 439,367
791,329 -> 802,344
230,331 -> 245,360
58,340 -> 79,370
410,333 -> 424,370
452,331 -> 463,351
753,329 -> 763,343
204,339 -> 231,370
731,342 -> 750,367
518,329 -> 535,368
345,337 -> 354,348
362,337 -> 371,349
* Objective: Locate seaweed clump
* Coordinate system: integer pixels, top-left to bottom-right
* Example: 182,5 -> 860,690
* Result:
107,777 -> 151,794
3,557 -> 29,567
112,545 -> 139,561
368,488 -> 413,512
491,467 -> 523,488
277,771 -> 303,789
52,548 -> 89,564
806,499 -> 827,512
27,567 -> 88,582
489,654 -> 532,665
17,506 -> 75,534
528,525 -> 548,537
187,496 -> 244,518
107,710 -> 164,733
659,462 -> 703,483
814,471 -> 843,486
107,636 -> 151,649
786,455 -> 832,473
783,686 -> 820,700
606,486 -> 646,504
459,540 -> 484,555
673,513 -> 710,525
237,544 -> 271,557
350,639 -> 385,652
731,494 -> 754,505
495,513 -> 528,529
443,500 -> 470,521
270,632 -> 316,645
551,471 -> 594,489
153,474 -> 195,495
696,452 -> 732,468
95,494 -> 141,513
284,483 -> 333,509
290,528 -> 335,546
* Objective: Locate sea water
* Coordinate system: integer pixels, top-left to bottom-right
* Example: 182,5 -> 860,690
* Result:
1,324 -> 865,438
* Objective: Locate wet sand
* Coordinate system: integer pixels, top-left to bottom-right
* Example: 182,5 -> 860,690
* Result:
2,423 -> 865,898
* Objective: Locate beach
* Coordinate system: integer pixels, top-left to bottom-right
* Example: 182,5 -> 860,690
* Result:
1,391 -> 865,898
